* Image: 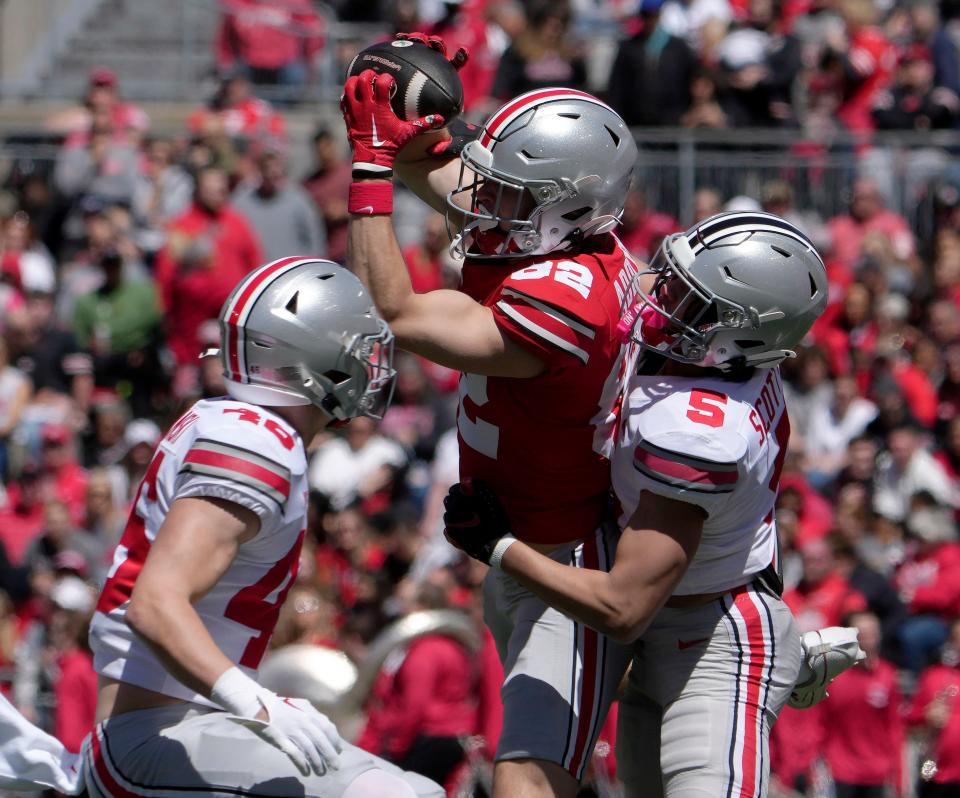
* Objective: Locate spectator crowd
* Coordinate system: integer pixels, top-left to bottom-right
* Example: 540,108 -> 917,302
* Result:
3,0 -> 960,795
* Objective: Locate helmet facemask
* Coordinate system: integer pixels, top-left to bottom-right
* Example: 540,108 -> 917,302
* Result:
446,141 -> 582,259
629,234 -> 761,369
300,318 -> 397,421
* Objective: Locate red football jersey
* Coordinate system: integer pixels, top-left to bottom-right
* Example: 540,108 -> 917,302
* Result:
457,233 -> 640,545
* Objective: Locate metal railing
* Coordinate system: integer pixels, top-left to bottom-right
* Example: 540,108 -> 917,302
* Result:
0,125 -> 953,246
630,128 -> 958,241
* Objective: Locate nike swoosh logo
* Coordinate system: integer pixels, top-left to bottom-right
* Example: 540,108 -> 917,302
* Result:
677,637 -> 710,650
371,116 -> 386,148
282,697 -> 303,711
356,206 -> 375,214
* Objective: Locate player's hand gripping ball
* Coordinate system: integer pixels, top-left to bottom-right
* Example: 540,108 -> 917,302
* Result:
346,33 -> 466,124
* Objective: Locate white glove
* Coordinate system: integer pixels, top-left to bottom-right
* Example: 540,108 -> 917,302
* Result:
788,627 -> 866,709
211,667 -> 342,775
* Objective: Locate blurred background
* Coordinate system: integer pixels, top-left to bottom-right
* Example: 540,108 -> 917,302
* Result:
0,0 -> 959,796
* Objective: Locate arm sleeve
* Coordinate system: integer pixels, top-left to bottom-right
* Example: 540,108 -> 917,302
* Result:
174,430 -> 293,532
629,435 -> 740,517
491,279 -> 603,368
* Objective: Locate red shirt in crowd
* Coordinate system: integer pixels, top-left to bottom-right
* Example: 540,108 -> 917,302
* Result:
187,97 -> 286,141
63,102 -> 150,147
819,659 -> 903,791
54,649 -> 97,752
906,662 -> 960,728
475,627 -> 503,759
827,208 -> 914,273
783,571 -> 867,631
889,360 -> 938,428
894,543 -> 960,618
811,304 -> 879,379
216,0 -> 323,72
428,0 -> 499,110
42,463 -> 88,528
617,211 -> 679,261
906,665 -> 960,784
780,474 -> 836,546
357,633 -> 479,761
771,704 -> 823,789
154,203 -> 263,364
0,496 -> 44,564
837,26 -> 896,133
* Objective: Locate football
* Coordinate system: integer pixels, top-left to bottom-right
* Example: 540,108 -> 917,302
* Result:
346,40 -> 464,124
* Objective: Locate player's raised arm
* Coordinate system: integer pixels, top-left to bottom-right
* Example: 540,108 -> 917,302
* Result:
393,120 -> 479,218
443,480 -> 704,643
352,32 -> 474,216
342,70 -> 545,378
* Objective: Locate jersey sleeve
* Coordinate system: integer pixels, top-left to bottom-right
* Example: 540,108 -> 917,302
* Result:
174,415 -> 296,528
491,262 -> 609,367
626,391 -> 747,517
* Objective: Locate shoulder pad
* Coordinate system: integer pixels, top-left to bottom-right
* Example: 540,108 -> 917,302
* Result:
500,257 -> 610,328
632,385 -> 749,466
176,401 -> 303,510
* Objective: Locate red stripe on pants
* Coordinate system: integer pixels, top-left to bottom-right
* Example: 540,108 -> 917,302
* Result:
90,729 -> 141,798
735,590 -> 766,798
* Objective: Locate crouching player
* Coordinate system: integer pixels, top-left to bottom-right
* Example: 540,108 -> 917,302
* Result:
85,258 -> 443,798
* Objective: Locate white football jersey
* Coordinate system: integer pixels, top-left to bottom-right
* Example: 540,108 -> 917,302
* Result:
612,368 -> 789,595
90,398 -> 309,706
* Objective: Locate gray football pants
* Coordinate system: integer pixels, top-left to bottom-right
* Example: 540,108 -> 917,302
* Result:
83,704 -> 445,798
483,523 -> 633,781
618,583 -> 801,798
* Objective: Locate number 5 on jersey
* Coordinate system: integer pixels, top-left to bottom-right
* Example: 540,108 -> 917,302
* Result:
686,389 -> 728,428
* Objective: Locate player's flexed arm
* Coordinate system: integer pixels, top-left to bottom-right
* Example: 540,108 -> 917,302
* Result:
125,496 -> 255,694
342,70 -> 544,378
122,495 -> 342,776
444,480 -> 705,643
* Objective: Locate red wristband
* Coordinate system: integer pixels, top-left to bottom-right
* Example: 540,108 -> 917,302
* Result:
349,182 -> 393,215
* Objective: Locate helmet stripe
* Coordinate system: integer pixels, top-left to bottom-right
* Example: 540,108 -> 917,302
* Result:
224,256 -> 313,383
691,212 -> 815,251
479,88 -> 612,148
687,213 -> 823,267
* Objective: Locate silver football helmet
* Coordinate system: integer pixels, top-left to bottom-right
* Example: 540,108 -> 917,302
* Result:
630,212 -> 828,370
218,258 -> 396,420
447,88 -> 637,259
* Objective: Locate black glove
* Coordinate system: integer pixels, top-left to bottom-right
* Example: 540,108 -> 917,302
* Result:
443,478 -> 515,566
426,118 -> 482,159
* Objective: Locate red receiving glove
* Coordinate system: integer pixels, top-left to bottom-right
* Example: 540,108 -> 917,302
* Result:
341,69 -> 444,214
395,31 -> 470,71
